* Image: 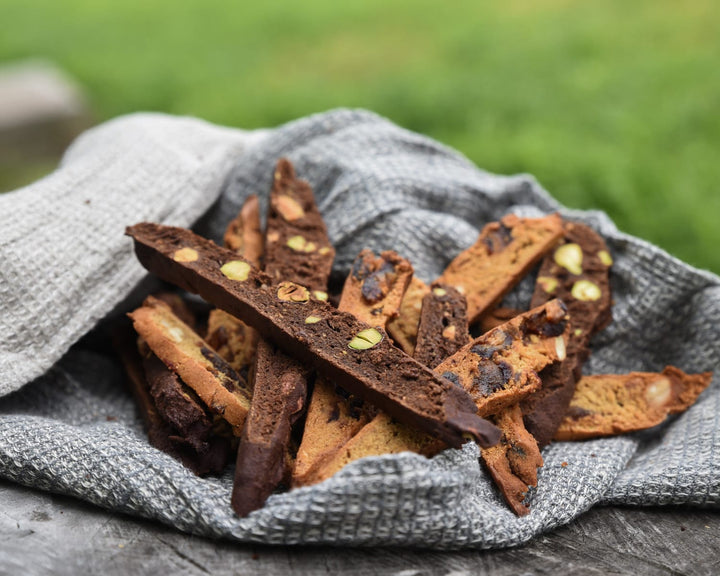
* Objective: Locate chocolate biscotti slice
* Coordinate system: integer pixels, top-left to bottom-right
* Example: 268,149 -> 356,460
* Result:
554,366 -> 712,441
233,160 -> 336,517
521,221 -> 613,447
435,299 -> 570,417
129,296 -> 252,436
264,158 -> 335,295
387,277 -> 430,355
126,222 -> 500,448
437,213 -> 564,325
301,283 -> 470,486
206,194 -> 264,375
292,250 -> 414,487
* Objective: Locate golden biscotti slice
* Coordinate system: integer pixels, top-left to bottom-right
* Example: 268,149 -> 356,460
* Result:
292,250 -> 414,487
437,213 -> 564,325
386,276 -> 430,355
129,296 -> 252,436
206,195 -> 264,376
554,366 -> 712,441
436,299 -> 570,417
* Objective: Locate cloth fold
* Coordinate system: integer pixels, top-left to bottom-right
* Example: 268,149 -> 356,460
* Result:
0,109 -> 717,549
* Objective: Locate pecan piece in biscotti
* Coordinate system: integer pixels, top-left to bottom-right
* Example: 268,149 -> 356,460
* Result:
438,213 -> 564,325
129,296 -> 252,436
554,366 -> 712,441
521,221 -> 613,448
292,250 -> 414,487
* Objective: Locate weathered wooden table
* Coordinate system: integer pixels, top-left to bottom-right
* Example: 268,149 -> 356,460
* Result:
1,479 -> 717,576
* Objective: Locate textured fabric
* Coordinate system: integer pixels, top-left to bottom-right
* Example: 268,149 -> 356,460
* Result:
0,109 -> 717,549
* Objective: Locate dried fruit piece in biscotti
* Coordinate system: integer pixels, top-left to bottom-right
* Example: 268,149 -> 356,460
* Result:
264,158 -> 335,293
554,366 -> 712,441
387,276 -> 430,355
113,324 -> 232,475
233,160 -> 335,517
521,221 -> 613,447
292,250 -> 414,487
437,213 -> 564,324
435,299 -> 570,417
206,195 -> 264,375
300,283 -> 470,486
126,222 -> 500,448
481,404 -> 543,516
128,296 -> 252,436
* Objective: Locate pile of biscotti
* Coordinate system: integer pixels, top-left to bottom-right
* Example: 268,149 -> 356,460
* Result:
119,159 -> 711,517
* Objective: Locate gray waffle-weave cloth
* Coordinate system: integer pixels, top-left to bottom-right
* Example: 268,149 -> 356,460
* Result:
0,109 -> 718,549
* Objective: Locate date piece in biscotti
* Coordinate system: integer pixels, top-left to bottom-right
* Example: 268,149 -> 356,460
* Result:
300,282 -> 470,486
554,366 -> 712,441
114,325 -> 231,475
126,222 -> 500,449
435,299 -> 570,417
481,404 -> 543,516
387,277 -> 430,355
264,158 -> 335,294
128,296 -> 252,436
522,221 -> 613,447
206,195 -> 264,376
438,214 -> 564,325
233,162 -> 335,517
292,250 -> 414,487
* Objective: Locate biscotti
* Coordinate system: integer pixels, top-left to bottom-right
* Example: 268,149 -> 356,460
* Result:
126,222 -> 500,449
554,366 -> 712,441
386,277 -> 430,355
438,213 -> 564,324
128,296 -> 252,436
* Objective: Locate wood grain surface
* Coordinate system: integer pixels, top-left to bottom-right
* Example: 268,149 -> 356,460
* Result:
1,479 -> 717,576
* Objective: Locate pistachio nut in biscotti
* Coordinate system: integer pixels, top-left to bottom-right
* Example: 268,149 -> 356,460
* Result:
126,222 -> 501,449
129,296 -> 252,436
521,221 -> 613,448
554,366 -> 712,441
293,249 -> 414,488
301,282 -> 471,487
206,194 -> 265,376
438,213 -> 564,325
233,160 -> 335,517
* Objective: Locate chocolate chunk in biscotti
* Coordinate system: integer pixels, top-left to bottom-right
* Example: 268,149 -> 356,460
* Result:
435,299 -> 570,417
554,366 -> 712,441
264,158 -> 335,294
293,250 -> 414,487
128,296 -> 252,436
126,222 -> 500,448
387,277 -> 430,355
206,195 -> 265,376
521,221 -> 613,447
113,324 -> 232,475
232,339 -> 309,516
438,213 -> 564,325
481,404 -> 544,516
414,283 -> 471,369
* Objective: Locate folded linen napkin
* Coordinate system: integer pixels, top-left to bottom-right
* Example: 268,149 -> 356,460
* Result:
0,109 -> 717,548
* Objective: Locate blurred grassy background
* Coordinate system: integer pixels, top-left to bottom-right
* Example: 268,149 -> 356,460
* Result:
1,0 -> 719,271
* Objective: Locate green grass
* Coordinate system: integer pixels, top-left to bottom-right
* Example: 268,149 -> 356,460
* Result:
2,0 -> 719,272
